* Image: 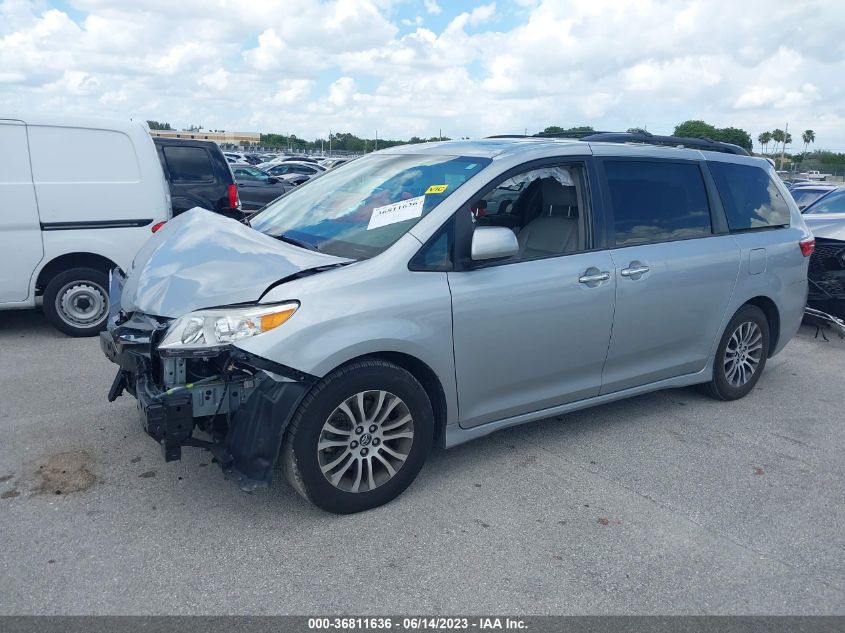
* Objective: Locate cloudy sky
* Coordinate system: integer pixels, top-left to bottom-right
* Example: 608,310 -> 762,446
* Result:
2,0 -> 844,150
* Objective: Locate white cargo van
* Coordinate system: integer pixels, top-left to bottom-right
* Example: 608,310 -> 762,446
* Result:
0,116 -> 171,336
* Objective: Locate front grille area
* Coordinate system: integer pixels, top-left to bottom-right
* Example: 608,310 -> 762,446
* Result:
808,240 -> 845,301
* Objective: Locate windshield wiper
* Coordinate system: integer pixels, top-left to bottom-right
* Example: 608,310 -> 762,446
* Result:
275,233 -> 320,251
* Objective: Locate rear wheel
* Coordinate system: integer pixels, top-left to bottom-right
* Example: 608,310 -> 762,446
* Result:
701,304 -> 770,400
281,360 -> 434,514
43,267 -> 109,337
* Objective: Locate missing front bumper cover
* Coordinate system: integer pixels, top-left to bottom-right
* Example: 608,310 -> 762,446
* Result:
101,320 -> 315,490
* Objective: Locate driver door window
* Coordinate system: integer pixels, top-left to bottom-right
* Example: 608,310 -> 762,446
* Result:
471,164 -> 589,261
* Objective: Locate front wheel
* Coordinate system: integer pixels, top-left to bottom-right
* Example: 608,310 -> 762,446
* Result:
43,267 -> 110,337
701,304 -> 770,401
281,360 -> 434,514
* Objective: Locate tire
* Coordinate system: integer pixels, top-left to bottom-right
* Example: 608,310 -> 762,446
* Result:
701,304 -> 770,401
43,267 -> 110,337
281,359 -> 434,514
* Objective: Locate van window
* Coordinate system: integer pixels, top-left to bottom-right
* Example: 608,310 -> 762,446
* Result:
163,146 -> 215,183
470,164 -> 587,261
708,162 -> 790,230
605,161 -> 712,246
28,126 -> 140,183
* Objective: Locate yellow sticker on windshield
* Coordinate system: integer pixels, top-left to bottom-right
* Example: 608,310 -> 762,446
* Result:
425,184 -> 448,194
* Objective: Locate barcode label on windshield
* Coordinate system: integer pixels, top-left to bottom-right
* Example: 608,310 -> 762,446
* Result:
367,195 -> 426,230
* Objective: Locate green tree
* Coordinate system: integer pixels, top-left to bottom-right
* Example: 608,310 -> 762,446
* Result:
758,131 -> 772,154
673,120 -> 753,152
802,129 -> 815,155
673,120 -> 718,139
716,127 -> 753,152
542,125 -> 595,136
771,129 -> 784,156
146,120 -> 172,130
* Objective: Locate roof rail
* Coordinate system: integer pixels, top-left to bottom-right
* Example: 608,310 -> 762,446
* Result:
581,132 -> 749,156
487,130 -> 750,155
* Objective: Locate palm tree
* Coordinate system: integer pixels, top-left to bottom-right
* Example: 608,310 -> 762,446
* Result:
771,128 -> 784,156
802,129 -> 815,155
758,131 -> 772,154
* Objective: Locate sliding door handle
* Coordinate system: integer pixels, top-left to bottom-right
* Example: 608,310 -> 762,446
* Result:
620,265 -> 650,277
579,271 -> 611,284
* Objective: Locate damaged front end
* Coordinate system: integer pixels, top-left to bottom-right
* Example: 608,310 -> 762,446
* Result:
100,269 -> 315,490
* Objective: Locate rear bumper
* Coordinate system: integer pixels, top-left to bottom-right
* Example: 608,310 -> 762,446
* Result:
99,280 -> 314,489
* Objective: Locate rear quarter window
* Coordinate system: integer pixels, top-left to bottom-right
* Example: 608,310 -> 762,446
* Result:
708,162 -> 790,230
162,146 -> 215,183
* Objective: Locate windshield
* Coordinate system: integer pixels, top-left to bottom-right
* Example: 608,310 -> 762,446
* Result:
805,189 -> 845,215
250,153 -> 490,259
793,188 -> 831,208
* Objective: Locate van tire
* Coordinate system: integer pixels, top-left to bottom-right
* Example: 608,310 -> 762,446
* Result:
281,360 -> 434,514
43,267 -> 110,337
701,305 -> 770,401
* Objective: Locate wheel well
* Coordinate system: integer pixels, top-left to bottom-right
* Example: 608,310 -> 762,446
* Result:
35,253 -> 117,293
347,352 -> 448,443
745,296 -> 780,356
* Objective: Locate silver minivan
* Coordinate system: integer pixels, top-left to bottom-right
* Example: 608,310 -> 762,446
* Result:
101,134 -> 813,513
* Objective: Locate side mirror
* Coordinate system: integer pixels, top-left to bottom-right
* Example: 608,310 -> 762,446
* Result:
267,177 -> 279,184
471,226 -> 519,262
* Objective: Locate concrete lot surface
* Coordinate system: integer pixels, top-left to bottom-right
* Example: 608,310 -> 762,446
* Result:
1,310 -> 844,615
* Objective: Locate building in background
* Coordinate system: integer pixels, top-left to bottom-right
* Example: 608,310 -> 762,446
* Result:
148,129 -> 260,148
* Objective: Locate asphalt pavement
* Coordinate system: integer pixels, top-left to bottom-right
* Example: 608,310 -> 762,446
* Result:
1,309 -> 844,615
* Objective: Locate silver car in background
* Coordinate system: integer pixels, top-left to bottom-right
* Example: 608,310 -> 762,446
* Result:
101,135 -> 812,513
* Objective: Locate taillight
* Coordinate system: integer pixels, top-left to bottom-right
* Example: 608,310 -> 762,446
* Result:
228,183 -> 240,209
799,236 -> 815,257
151,221 -> 167,233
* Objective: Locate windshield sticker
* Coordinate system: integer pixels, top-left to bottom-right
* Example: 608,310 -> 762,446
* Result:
425,184 -> 448,194
367,195 -> 426,230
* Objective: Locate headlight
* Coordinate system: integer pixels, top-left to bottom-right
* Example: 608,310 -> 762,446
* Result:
158,302 -> 299,353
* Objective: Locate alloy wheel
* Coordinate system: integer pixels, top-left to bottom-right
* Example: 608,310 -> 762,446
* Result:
317,390 -> 414,493
723,321 -> 763,387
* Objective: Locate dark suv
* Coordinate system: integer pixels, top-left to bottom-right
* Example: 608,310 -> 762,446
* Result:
153,137 -> 242,219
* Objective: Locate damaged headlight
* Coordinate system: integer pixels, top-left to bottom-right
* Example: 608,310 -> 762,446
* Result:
158,302 -> 299,353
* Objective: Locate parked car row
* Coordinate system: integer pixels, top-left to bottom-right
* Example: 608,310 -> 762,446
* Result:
229,164 -> 291,211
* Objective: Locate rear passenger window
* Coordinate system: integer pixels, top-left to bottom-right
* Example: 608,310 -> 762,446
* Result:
708,162 -> 790,230
605,161 -> 711,246
163,146 -> 214,183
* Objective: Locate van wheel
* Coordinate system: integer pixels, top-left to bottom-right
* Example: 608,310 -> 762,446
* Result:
43,267 -> 110,337
701,305 -> 770,401
281,360 -> 434,514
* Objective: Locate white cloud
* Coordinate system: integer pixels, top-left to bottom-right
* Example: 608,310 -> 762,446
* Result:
0,0 -> 844,149
424,0 -> 441,16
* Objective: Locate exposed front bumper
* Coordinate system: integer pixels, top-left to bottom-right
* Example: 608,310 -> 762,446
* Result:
808,239 -> 845,316
100,271 -> 314,489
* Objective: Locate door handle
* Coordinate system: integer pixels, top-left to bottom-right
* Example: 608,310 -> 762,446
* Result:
620,265 -> 650,277
578,271 -> 611,284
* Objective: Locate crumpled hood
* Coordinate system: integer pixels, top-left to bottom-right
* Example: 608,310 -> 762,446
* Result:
804,213 -> 845,242
121,208 -> 349,318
